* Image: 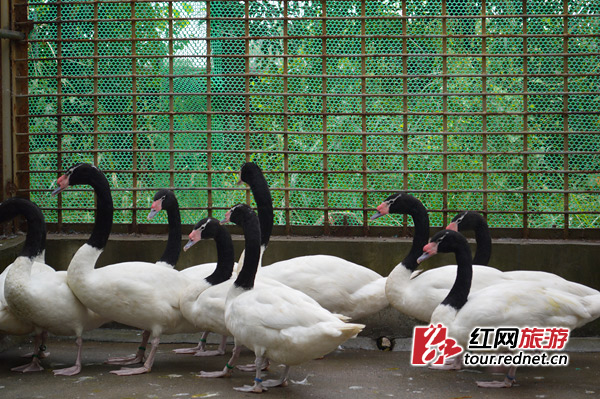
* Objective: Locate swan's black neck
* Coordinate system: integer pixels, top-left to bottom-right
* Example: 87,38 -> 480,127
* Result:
399,198 -> 430,272
159,199 -> 182,267
205,225 -> 235,286
440,241 -> 472,310
233,211 -> 261,290
248,176 -> 273,248
472,222 -> 491,266
0,198 -> 45,259
85,172 -> 114,250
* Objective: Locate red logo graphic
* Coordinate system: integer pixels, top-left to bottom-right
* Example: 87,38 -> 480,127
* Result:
411,324 -> 463,366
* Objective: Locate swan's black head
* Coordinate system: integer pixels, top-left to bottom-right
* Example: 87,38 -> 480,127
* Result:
222,203 -> 254,228
184,217 -> 222,251
52,163 -> 101,195
417,229 -> 468,263
447,211 -> 487,233
371,192 -> 423,220
239,162 -> 263,186
148,189 -> 177,220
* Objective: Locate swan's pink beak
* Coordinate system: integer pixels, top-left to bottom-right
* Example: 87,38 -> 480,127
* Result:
51,175 -> 70,196
147,198 -> 163,220
417,241 -> 438,264
183,229 -> 202,252
370,202 -> 390,220
446,221 -> 459,232
220,210 -> 232,224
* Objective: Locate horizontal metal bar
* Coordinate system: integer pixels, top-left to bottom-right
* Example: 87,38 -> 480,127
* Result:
20,27 -> 600,40
20,46 -> 600,58
16,110 -> 600,118
21,166 -> 600,175
20,72 -> 600,80
21,186 -> 600,196
15,130 -> 600,137
17,91 -> 600,99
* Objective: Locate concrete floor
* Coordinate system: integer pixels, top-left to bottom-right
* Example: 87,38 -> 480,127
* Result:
1,332 -> 599,399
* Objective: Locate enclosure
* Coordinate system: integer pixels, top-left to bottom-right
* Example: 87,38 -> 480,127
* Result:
0,0 -> 598,239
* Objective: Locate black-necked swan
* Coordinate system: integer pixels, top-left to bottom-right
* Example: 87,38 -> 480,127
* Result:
178,218 -> 236,357
55,163 -> 196,375
446,211 -> 491,266
104,188 -> 184,366
373,193 -> 597,328
0,198 -> 52,367
0,198 -> 53,362
2,195 -> 109,375
239,162 -> 389,320
418,229 -> 600,388
207,203 -> 364,393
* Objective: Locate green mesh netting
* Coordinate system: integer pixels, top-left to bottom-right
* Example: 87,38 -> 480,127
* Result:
24,0 -> 600,231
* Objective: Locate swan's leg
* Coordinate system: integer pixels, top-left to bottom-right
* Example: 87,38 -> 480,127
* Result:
194,334 -> 227,357
198,344 -> 241,378
109,336 -> 159,376
105,330 -> 150,365
234,356 -> 268,393
22,331 -> 50,359
12,339 -> 44,373
262,365 -> 290,388
173,331 -> 209,354
53,336 -> 83,376
476,366 -> 517,388
236,356 -> 269,372
428,354 -> 463,370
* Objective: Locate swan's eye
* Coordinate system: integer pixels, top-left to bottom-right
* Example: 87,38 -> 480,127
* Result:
160,195 -> 166,202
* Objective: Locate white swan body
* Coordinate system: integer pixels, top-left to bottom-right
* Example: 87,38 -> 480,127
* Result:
421,229 -> 600,387
2,196 -> 108,376
240,162 -> 388,320
215,204 -> 364,393
0,261 -> 53,335
56,164 -> 196,375
259,255 -> 387,320
374,193 -> 597,323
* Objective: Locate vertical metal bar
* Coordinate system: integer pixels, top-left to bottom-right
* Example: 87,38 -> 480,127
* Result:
441,0 -> 448,227
244,0 -> 250,205
481,0 -> 488,224
13,1 -> 29,199
321,0 -> 329,235
283,0 -> 290,235
130,0 -> 138,232
55,2 -> 63,229
401,0 -> 408,236
168,1 -> 175,189
93,1 -> 99,168
206,0 -> 213,218
562,1 -> 570,239
360,0 -> 368,235
522,0 -> 529,238
1,0 -> 13,201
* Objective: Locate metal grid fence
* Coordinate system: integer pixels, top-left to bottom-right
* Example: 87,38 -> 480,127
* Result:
10,0 -> 600,237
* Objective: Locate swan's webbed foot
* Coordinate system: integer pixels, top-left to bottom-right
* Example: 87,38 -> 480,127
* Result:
173,346 -> 202,354
234,380 -> 267,393
237,358 -> 269,372
105,353 -> 145,365
198,366 -> 233,378
11,357 -> 44,373
53,364 -> 82,376
109,365 -> 151,376
194,348 -> 226,357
